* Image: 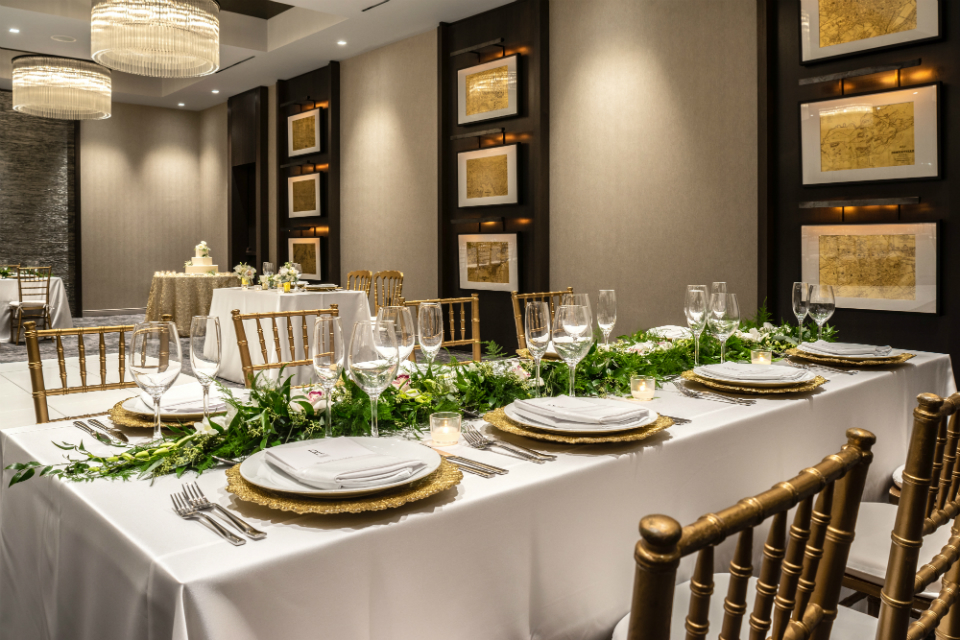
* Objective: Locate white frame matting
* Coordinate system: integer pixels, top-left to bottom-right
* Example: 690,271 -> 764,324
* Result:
288,173 -> 321,218
287,109 -> 321,157
458,233 -> 518,292
288,237 -> 322,280
457,144 -> 518,208
457,54 -> 519,125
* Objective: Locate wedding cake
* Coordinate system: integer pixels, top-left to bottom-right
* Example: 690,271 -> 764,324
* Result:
185,241 -> 218,275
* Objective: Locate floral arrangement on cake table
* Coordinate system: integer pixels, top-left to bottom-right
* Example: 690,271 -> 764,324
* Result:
195,241 -> 210,257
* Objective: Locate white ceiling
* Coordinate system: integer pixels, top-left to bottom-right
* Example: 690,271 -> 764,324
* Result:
0,0 -> 510,111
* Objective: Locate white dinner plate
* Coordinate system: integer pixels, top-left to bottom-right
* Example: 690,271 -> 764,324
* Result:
797,345 -> 902,361
239,437 -> 441,498
694,366 -> 816,388
503,402 -> 658,434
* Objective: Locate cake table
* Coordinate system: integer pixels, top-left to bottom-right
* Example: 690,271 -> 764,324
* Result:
145,272 -> 239,336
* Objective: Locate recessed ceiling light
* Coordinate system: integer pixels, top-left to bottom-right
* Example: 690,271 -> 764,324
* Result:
178,103 -> 185,107
211,89 -> 219,94
51,35 -> 76,42
337,40 -> 347,45
9,28 -> 20,34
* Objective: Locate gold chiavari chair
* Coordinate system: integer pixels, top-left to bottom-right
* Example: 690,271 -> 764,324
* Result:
24,320 -> 138,424
231,306 -> 339,388
842,392 -> 960,618
10,266 -> 53,345
613,428 -> 878,640
511,287 -> 573,350
401,294 -> 481,363
372,270 -> 404,314
346,270 -> 373,296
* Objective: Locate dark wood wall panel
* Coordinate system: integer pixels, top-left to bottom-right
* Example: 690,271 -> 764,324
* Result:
438,0 -> 549,350
227,86 -> 269,270
762,0 -> 958,364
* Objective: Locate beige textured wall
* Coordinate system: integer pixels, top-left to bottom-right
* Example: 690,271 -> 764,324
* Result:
550,0 -> 758,334
200,102 -> 229,259
340,30 -> 439,301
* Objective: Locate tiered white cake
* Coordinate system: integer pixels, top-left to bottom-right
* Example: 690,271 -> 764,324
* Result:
185,242 -> 217,275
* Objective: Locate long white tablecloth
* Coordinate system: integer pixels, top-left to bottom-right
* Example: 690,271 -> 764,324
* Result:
0,353 -> 954,640
0,277 -> 73,343
207,288 -> 370,385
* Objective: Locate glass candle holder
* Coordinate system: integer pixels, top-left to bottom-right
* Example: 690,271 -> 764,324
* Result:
630,375 -> 656,401
430,412 -> 462,446
751,350 -> 773,365
261,281 -> 269,290
283,282 -> 291,293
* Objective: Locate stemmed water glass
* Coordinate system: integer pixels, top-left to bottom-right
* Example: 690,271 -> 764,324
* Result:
417,303 -> 444,366
189,316 -> 221,425
685,286 -> 708,366
130,321 -> 183,440
708,293 -> 740,364
262,262 -> 275,277
809,284 -> 836,342
553,305 -> 593,397
524,301 -> 551,398
792,282 -> 810,344
711,282 -> 727,316
597,290 -> 617,345
377,306 -> 416,363
348,320 -> 399,437
313,316 -> 344,438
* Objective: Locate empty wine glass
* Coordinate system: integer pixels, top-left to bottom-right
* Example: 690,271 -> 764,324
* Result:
313,316 -> 344,438
685,286 -> 708,367
130,321 -> 182,440
377,306 -> 416,362
524,301 -> 551,398
189,316 -> 221,424
553,305 -> 593,397
562,293 -> 593,323
417,303 -> 444,366
262,262 -> 275,277
597,290 -> 617,345
809,284 -> 836,342
348,320 -> 399,437
792,282 -> 810,344
708,293 -> 740,364
711,282 -> 727,317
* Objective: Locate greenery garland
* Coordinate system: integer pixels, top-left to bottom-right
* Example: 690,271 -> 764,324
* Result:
6,305 -> 835,485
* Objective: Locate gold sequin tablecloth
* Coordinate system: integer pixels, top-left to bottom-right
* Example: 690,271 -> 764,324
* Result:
145,273 -> 240,335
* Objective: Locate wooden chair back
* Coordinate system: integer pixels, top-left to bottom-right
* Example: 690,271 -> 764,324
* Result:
16,266 -> 53,306
625,428 -> 876,640
875,392 -> 960,640
24,320 -> 138,424
401,294 -> 481,363
231,306 -> 339,388
372,270 -> 404,313
346,270 -> 373,295
511,287 -> 573,350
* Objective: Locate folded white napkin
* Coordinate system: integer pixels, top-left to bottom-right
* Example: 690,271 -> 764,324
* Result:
696,363 -> 808,382
265,439 -> 426,490
138,383 -> 226,414
514,396 -> 649,428
800,340 -> 892,357
647,325 -> 692,340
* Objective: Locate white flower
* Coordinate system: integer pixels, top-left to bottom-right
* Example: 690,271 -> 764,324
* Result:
193,416 -> 221,435
763,322 -> 775,330
647,325 -> 692,341
627,341 -> 656,355
508,362 -> 530,380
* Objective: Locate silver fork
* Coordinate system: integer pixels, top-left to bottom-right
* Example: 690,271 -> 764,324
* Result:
170,494 -> 246,546
672,381 -> 754,406
184,483 -> 266,540
462,424 -> 548,463
466,422 -> 556,460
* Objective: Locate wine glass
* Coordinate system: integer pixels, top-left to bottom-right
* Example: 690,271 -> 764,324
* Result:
189,316 -> 221,425
711,282 -> 727,317
417,303 -> 444,366
313,316 -> 344,438
524,301 -> 551,398
130,321 -> 182,440
809,285 -> 836,342
597,290 -> 617,345
377,306 -> 416,363
708,293 -> 740,364
792,282 -> 810,344
553,305 -> 593,397
262,262 -> 275,277
562,293 -> 593,321
685,286 -> 708,367
348,320 -> 399,437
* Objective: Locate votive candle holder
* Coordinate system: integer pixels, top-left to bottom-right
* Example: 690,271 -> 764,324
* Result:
751,350 -> 773,365
630,375 -> 656,401
430,412 -> 461,446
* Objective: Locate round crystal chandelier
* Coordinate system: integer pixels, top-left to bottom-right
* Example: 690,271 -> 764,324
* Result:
12,55 -> 112,120
91,0 -> 220,78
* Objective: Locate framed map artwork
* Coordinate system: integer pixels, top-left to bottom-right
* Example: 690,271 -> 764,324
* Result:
287,109 -> 320,157
458,234 -> 518,292
800,0 -> 940,64
801,223 -> 937,313
287,173 -> 320,218
800,84 -> 939,186
288,237 -> 321,280
457,144 -> 518,207
457,55 -> 519,125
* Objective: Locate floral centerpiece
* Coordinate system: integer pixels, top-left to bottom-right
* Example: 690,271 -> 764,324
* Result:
233,262 -> 256,287
195,241 -> 210,257
277,262 -> 299,284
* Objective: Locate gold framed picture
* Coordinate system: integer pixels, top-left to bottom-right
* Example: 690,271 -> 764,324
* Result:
287,109 -> 320,157
458,234 -> 518,292
288,237 -> 321,280
457,144 -> 518,208
288,173 -> 320,218
457,55 -> 519,125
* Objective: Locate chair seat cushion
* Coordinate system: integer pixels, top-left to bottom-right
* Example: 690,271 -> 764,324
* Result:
8,301 -> 46,308
892,464 -> 904,489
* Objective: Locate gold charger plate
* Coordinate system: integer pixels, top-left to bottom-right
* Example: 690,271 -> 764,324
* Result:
516,348 -> 562,361
484,407 -> 673,444
224,459 -> 463,515
108,398 -> 222,429
785,348 -> 916,366
680,370 -> 827,395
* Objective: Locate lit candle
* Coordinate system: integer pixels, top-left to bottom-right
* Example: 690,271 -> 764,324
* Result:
261,281 -> 269,290
630,375 -> 656,401
751,350 -> 773,365
430,412 -> 462,446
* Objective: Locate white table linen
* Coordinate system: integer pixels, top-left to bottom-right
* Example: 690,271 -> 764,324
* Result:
0,277 -> 73,343
207,288 -> 370,385
0,352 -> 954,640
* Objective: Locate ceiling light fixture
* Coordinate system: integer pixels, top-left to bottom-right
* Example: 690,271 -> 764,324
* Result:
91,0 -> 220,78
178,102 -> 185,106
337,40 -> 347,45
212,89 -> 219,93
51,35 -> 77,43
9,28 -> 20,33
12,55 -> 112,120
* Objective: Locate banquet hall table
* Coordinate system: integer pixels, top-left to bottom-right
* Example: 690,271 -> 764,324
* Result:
208,288 -> 370,386
0,276 -> 73,343
0,352 -> 953,640
145,273 -> 240,336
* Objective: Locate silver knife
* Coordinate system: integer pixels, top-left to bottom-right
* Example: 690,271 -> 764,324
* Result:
88,418 -> 130,443
73,421 -> 113,446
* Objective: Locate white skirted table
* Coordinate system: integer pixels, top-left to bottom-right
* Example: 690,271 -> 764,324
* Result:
0,276 -> 73,343
0,352 -> 954,640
